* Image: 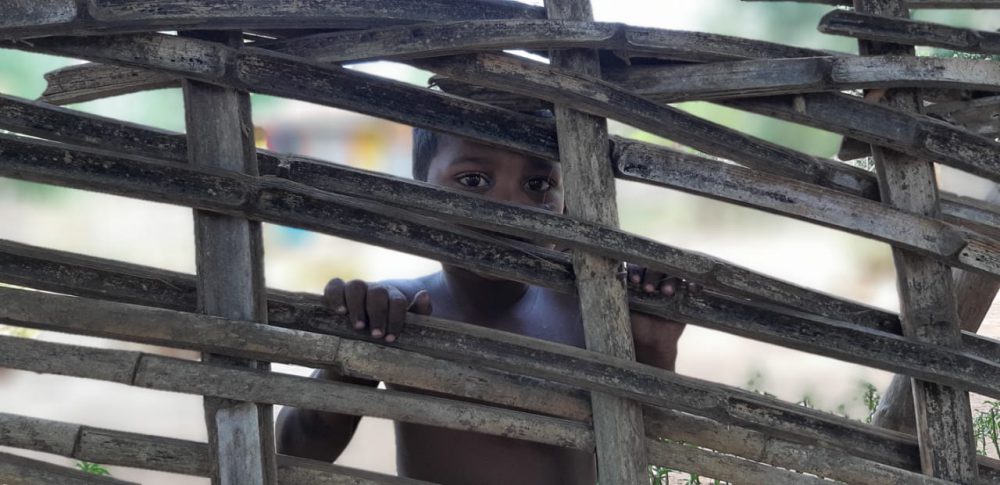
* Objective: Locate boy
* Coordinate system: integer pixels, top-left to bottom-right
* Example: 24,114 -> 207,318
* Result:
275,127 -> 687,484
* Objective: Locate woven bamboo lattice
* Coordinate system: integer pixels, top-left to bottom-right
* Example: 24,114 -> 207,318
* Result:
1,0 -> 999,483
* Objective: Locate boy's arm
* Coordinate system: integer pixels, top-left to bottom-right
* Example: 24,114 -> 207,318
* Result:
626,265 -> 689,371
275,370 -> 378,462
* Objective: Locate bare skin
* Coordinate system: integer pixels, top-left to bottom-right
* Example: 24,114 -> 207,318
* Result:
275,135 -> 688,484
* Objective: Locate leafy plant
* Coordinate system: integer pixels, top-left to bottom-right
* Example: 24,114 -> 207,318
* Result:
973,401 -> 1000,458
76,461 -> 110,476
861,381 -> 880,424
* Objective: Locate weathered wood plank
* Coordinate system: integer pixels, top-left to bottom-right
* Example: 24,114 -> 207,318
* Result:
181,29 -> 272,485
0,451 -> 139,485
645,439 -> 830,485
544,0 -> 647,482
0,413 -> 433,483
0,0 -> 545,39
821,9 -> 1000,55
723,92 -> 1000,188
34,20 -> 834,104
603,55 -> 1000,102
853,0 -> 978,480
7,252 -> 1000,478
750,0 -> 1000,6
927,95 -> 1000,138
5,93 -> 1000,254
41,62 -> 181,106
875,188 -> 1000,436
9,134 -> 1000,375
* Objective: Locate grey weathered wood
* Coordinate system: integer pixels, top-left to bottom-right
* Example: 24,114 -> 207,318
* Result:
750,0 -> 1000,6
723,92 -> 1000,189
854,1 -> 978,480
544,0 -> 647,481
34,20 -> 835,105
4,283 -> 1000,474
181,29 -> 273,485
41,62 -> 180,105
0,0 -> 545,39
9,135 -> 1000,378
926,95 -> 1000,138
9,252 -> 1000,479
821,9 -> 1000,55
603,55 -> 1000,102
0,413 -> 432,483
645,439 -> 830,485
875,187 -> 1000,436
5,93 -> 1000,257
0,451 -> 139,485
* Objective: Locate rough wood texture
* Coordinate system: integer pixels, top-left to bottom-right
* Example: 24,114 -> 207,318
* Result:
544,0 -> 647,481
0,0 -> 545,38
4,94 -> 1000,257
603,55 -> 1000,102
750,0 -> 1000,6
821,9 -> 1000,55
34,20 -> 834,104
854,0 -> 978,481
875,187 -> 1000,436
181,29 -> 273,485
8,251 -> 1000,479
8,136 -> 1000,381
0,413 -> 433,484
0,451 -> 139,485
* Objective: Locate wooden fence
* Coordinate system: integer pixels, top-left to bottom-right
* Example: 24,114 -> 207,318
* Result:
1,0 -> 999,483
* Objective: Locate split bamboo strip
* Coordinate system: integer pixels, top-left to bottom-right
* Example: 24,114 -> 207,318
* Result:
854,0 -> 978,480
0,451 -> 138,485
603,55 -> 1000,102
543,0 -> 648,481
3,93 -> 999,263
0,0 -> 545,39
0,335 -> 837,484
0,413 -> 432,484
0,284 -> 987,472
6,135 -> 1000,386
748,0 -> 1000,7
821,10 -> 1000,55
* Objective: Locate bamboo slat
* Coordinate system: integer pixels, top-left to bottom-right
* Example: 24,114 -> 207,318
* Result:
821,10 -> 1000,55
853,0 -> 978,480
0,451 -> 139,485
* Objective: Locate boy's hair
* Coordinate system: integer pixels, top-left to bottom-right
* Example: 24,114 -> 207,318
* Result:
412,127 -> 437,182
412,110 -> 553,182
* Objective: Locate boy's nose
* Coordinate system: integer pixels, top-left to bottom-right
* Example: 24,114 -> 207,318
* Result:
489,183 -> 532,207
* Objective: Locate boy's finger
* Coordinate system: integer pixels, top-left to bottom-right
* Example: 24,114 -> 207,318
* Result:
627,264 -> 644,286
322,278 -> 347,314
689,282 -> 703,295
345,279 -> 368,330
385,287 -> 408,342
660,277 -> 680,297
408,290 -> 433,316
641,268 -> 664,293
366,285 -> 389,339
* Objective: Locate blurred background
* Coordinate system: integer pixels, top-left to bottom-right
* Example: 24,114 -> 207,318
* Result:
1,1 -> 998,483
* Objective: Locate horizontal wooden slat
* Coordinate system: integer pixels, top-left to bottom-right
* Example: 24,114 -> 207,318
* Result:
747,0 -> 1000,7
0,0 -> 545,39
603,55 -> 1000,102
820,9 -> 1000,55
11,240 -> 1000,479
0,336 -> 836,483
0,450 -> 139,485
0,413 -> 433,484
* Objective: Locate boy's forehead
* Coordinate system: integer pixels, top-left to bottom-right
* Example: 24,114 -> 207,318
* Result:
436,135 -> 557,171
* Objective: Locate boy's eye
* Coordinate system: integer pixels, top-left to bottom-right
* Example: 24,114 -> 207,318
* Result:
525,177 -> 553,192
456,173 -> 490,188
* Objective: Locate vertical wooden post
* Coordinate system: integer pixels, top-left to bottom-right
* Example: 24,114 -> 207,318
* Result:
181,31 -> 276,485
852,1 -> 978,481
544,1 -> 648,482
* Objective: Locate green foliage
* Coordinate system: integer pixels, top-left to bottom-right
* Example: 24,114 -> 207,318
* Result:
973,401 -> 1000,458
76,461 -> 110,476
861,382 -> 880,424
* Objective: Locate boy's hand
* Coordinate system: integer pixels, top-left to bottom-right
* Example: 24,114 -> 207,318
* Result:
323,278 -> 432,343
625,264 -> 695,371
625,264 -> 701,297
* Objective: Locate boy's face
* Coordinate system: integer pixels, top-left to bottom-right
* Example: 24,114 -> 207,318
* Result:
425,134 -> 564,214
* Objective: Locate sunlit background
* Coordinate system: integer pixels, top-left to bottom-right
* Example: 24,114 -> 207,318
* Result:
1,1 -> 999,483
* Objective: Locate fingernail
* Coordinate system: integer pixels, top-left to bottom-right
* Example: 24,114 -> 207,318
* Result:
644,284 -> 655,292
630,275 -> 640,283
371,329 -> 383,338
335,306 -> 347,315
354,320 -> 365,330
385,334 -> 396,343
